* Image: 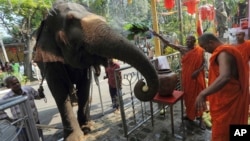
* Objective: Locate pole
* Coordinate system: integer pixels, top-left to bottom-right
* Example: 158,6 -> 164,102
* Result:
213,0 -> 216,34
92,68 -> 104,115
0,36 -> 9,62
177,0 -> 183,45
151,0 -> 161,56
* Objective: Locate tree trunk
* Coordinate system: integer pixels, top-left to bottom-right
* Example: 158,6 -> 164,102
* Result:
24,35 -> 36,81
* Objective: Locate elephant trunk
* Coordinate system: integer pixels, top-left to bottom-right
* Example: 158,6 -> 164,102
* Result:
82,19 -> 159,101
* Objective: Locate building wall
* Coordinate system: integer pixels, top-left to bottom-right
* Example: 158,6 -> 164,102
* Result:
0,43 -> 25,63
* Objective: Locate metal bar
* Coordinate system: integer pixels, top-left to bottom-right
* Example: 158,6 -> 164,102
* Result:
127,115 -> 152,136
150,101 -> 154,127
36,124 -> 70,130
181,98 -> 184,124
22,99 -> 40,141
92,69 -> 104,115
0,95 -> 40,141
0,95 -> 27,110
170,106 -> 174,135
117,88 -> 128,137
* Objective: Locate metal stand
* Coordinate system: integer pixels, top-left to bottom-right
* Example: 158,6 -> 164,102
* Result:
0,95 -> 40,141
91,67 -> 104,115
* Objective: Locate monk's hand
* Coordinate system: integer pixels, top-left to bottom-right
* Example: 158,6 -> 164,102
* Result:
195,91 -> 207,113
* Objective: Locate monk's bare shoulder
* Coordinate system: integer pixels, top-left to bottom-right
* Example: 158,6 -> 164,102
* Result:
217,51 -> 238,79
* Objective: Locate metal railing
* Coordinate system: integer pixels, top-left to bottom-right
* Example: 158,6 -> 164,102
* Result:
0,95 -> 40,141
114,52 -> 182,137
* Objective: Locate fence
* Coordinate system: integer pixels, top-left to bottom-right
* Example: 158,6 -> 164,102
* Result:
114,52 -> 182,137
0,95 -> 40,141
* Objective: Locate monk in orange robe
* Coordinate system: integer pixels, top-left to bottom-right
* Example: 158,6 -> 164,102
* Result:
152,31 -> 206,121
235,31 -> 250,62
235,31 -> 250,115
181,46 -> 206,120
196,33 -> 249,141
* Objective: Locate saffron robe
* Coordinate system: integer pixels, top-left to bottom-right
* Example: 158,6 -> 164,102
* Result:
235,40 -> 250,107
181,46 -> 206,120
235,40 -> 250,63
208,45 -> 249,141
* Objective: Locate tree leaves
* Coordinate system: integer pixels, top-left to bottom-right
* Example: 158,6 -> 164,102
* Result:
123,23 -> 150,40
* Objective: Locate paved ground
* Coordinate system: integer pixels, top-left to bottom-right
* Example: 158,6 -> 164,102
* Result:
40,98 -> 212,141
32,79 -> 212,141
80,105 -> 212,141
0,69 -> 212,141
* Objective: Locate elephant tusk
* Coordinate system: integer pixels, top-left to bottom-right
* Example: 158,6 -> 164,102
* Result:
142,85 -> 149,92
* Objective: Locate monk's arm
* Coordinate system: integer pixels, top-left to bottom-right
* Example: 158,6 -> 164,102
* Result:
155,35 -> 186,53
151,30 -> 187,53
200,52 -> 233,96
167,43 -> 186,53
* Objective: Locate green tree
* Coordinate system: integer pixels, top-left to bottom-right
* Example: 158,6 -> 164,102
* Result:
0,0 -> 54,80
88,0 -> 151,33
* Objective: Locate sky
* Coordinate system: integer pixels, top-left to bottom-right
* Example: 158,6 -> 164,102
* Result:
0,25 -> 10,37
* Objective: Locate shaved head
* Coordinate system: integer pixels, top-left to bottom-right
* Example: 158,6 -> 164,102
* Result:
236,30 -> 246,44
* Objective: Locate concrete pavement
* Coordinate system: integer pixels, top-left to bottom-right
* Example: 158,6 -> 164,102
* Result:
0,69 -> 212,141
34,78 -> 211,141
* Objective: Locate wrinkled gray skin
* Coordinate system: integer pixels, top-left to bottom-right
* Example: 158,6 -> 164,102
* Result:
34,2 -> 159,141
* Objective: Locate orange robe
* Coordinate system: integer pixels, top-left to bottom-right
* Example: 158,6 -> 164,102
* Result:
181,46 -> 206,120
235,40 -> 250,107
208,45 -> 249,141
235,40 -> 250,63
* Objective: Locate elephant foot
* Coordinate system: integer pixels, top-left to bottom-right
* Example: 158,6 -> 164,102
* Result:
65,130 -> 85,141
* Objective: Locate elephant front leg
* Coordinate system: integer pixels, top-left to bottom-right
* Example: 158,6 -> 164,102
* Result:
76,70 -> 92,134
63,97 -> 85,141
45,63 -> 85,141
49,87 -> 85,141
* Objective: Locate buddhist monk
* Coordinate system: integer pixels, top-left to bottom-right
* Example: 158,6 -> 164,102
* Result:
235,30 -> 250,116
152,31 -> 206,126
235,30 -> 250,63
195,33 -> 249,141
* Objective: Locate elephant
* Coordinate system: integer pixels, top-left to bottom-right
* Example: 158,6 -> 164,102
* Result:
33,1 -> 159,141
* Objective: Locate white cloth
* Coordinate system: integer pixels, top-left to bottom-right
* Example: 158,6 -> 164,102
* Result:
157,56 -> 170,70
19,65 -> 24,75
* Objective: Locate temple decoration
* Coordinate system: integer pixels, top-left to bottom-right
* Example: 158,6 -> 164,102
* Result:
199,4 -> 215,21
183,0 -> 200,14
164,0 -> 175,10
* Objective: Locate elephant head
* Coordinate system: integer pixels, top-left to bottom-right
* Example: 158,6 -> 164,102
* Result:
35,2 -> 159,101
